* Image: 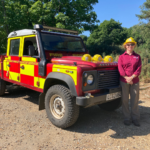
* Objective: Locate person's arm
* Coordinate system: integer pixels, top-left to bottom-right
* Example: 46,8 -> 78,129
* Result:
133,56 -> 142,77
131,74 -> 137,79
125,56 -> 142,83
118,56 -> 126,77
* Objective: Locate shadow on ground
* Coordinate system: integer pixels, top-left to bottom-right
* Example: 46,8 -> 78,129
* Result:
3,85 -> 40,105
2,85 -> 150,139
68,100 -> 150,139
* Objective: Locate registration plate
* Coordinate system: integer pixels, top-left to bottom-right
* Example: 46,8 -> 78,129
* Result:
106,92 -> 121,101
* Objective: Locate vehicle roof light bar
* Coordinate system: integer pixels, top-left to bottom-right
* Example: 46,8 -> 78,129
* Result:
43,25 -> 78,35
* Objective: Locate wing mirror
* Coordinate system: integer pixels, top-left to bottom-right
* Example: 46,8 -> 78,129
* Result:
28,45 -> 35,56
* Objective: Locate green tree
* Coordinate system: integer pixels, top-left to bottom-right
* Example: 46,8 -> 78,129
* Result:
137,0 -> 150,21
0,0 -> 99,53
134,0 -> 150,58
130,24 -> 146,46
87,19 -> 127,55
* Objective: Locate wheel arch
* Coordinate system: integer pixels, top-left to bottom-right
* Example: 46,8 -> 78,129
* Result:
39,72 -> 77,110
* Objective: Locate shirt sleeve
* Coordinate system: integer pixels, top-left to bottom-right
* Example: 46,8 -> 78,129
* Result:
118,55 -> 126,76
133,55 -> 142,76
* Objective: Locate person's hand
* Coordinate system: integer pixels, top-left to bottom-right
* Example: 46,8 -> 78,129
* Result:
125,76 -> 133,83
128,80 -> 133,85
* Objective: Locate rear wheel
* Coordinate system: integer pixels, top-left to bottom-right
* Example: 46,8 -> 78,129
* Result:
0,78 -> 6,96
45,85 -> 79,128
98,98 -> 122,111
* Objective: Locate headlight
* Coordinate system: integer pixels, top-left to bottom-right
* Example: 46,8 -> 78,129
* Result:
87,75 -> 94,85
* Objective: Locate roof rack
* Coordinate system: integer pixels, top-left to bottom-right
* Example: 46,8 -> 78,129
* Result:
43,25 -> 78,35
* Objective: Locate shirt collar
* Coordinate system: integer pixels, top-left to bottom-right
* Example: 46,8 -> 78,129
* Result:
124,51 -> 135,55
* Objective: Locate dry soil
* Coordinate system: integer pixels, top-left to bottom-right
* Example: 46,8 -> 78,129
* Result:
0,83 -> 150,150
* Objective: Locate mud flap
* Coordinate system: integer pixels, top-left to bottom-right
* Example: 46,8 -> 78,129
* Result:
39,93 -> 45,110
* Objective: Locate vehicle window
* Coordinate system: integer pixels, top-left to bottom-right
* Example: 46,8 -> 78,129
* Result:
9,39 -> 20,56
41,33 -> 85,52
23,37 -> 38,56
68,41 -> 83,51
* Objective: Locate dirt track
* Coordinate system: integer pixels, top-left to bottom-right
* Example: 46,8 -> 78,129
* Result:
0,84 -> 150,150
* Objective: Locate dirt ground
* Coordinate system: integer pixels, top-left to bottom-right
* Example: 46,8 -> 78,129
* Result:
0,83 -> 150,150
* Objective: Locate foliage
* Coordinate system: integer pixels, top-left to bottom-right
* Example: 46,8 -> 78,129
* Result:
131,0 -> 150,81
136,0 -> 150,21
86,19 -> 127,56
0,0 -> 99,53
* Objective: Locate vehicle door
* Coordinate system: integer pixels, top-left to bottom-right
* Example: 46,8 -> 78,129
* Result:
3,37 -> 22,82
20,35 -> 40,88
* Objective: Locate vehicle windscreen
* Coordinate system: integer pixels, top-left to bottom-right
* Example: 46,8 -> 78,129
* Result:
41,33 -> 85,52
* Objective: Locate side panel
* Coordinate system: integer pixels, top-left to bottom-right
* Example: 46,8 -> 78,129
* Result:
35,63 -> 53,90
20,35 -> 40,88
3,56 -> 10,80
20,58 -> 38,86
4,37 -> 22,82
9,56 -> 20,82
52,65 -> 77,85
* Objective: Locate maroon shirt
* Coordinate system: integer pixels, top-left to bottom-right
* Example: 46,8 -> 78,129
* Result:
118,51 -> 142,83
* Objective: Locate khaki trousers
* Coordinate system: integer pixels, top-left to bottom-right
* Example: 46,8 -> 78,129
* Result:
120,81 -> 140,121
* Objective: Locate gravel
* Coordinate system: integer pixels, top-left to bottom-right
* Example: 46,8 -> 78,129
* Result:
0,85 -> 150,150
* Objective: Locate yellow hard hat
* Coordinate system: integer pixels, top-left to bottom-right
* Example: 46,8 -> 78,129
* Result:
82,54 -> 92,61
103,55 -> 113,63
92,54 -> 102,62
123,37 -> 137,45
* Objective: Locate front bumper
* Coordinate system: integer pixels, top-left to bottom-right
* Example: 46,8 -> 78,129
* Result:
76,86 -> 121,107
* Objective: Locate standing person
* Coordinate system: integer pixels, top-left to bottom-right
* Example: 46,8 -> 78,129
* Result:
118,37 -> 142,126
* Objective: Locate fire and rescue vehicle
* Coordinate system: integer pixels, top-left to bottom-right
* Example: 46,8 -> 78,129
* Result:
0,24 -> 121,128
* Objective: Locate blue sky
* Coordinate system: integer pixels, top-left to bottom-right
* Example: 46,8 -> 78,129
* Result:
82,0 -> 147,36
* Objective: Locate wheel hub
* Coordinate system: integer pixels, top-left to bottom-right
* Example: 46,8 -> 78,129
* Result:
50,95 -> 65,119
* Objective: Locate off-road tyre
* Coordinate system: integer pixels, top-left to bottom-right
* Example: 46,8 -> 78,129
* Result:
98,98 -> 122,111
45,85 -> 79,128
0,78 -> 6,96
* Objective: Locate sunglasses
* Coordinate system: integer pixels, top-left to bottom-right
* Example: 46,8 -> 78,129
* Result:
126,44 -> 135,46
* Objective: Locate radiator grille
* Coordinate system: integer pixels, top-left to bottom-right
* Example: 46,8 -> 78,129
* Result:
98,70 -> 119,89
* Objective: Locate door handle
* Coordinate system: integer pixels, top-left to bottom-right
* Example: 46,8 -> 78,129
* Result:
20,65 -> 24,69
7,64 -> 10,67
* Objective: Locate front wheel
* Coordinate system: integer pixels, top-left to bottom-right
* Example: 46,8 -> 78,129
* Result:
98,98 -> 122,111
45,85 -> 79,128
